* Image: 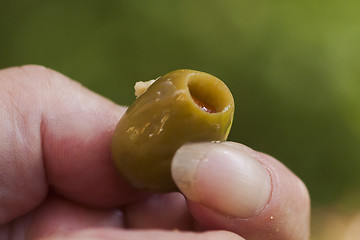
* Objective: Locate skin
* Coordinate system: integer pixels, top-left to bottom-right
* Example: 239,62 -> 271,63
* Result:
0,65 -> 310,240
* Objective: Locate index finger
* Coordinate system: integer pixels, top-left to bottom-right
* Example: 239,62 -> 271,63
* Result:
0,65 -> 143,224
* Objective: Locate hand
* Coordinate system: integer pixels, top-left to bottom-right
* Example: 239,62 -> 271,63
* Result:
0,65 -> 310,240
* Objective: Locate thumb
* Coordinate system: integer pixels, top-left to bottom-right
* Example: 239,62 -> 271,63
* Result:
171,142 -> 310,240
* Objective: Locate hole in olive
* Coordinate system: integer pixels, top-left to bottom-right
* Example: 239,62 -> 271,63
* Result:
190,94 -> 217,113
187,74 -> 232,113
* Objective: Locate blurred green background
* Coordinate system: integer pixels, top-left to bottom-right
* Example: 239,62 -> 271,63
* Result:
1,0 -> 359,235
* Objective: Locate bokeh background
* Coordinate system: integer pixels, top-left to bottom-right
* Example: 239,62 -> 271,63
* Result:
1,0 -> 359,238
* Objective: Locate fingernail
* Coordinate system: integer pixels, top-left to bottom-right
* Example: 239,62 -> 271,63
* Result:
171,142 -> 272,218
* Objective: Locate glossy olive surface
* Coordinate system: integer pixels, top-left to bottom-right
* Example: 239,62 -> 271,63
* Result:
112,69 -> 234,192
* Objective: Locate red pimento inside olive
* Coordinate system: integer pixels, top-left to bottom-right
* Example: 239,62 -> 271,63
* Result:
191,95 -> 217,113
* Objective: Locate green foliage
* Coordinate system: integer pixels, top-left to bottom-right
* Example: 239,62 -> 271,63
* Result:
1,0 -> 359,205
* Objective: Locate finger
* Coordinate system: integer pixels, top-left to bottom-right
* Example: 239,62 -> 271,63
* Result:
123,192 -> 193,230
43,228 -> 244,240
9,195 -> 123,240
171,142 -> 310,240
0,65 -> 143,224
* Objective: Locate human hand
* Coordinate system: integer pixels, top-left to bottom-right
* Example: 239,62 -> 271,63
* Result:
0,65 -> 310,240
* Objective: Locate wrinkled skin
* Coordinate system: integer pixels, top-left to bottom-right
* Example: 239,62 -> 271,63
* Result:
0,66 -> 310,240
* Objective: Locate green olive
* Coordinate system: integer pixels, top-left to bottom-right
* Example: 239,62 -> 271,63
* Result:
112,69 -> 234,192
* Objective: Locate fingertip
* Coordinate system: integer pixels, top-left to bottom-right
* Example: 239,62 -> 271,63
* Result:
172,142 -> 272,218
172,141 -> 310,240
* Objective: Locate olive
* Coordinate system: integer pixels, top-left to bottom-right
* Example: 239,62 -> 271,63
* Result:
112,69 -> 234,192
